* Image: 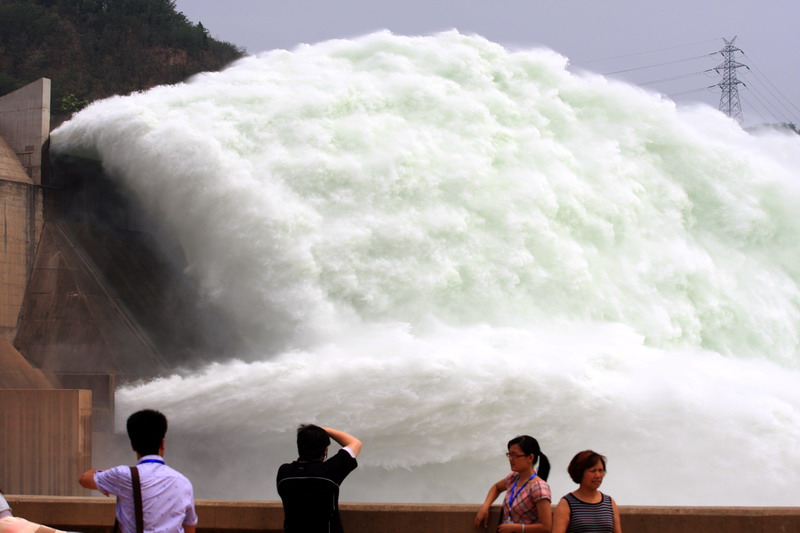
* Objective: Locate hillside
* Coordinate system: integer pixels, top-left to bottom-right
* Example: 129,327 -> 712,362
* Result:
0,0 -> 245,117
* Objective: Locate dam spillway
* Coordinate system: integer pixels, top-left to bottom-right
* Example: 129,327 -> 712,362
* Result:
50,31 -> 800,507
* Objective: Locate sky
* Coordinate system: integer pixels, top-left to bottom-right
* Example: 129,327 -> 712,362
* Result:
173,0 -> 800,128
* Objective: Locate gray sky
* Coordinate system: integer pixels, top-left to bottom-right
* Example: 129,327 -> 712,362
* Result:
173,0 -> 800,128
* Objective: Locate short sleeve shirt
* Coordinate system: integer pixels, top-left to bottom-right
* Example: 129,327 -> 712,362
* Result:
276,448 -> 358,533
94,456 -> 198,533
0,494 -> 11,518
502,472 -> 552,525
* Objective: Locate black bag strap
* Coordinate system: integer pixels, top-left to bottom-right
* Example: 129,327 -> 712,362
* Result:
130,466 -> 144,533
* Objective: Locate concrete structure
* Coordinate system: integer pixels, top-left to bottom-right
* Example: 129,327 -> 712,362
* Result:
0,81 -> 46,342
2,79 -> 207,427
0,148 -> 41,342
0,390 -> 92,496
5,497 -> 800,533
0,78 -> 51,185
1,78 -> 242,498
13,221 -> 170,428
0,80 -> 91,500
0,340 -> 57,388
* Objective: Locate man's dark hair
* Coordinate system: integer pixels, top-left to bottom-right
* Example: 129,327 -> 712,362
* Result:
127,409 -> 168,456
297,424 -> 330,461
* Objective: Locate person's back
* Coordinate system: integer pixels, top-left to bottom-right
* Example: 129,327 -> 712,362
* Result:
277,457 -> 352,532
80,409 -> 198,533
93,458 -> 195,533
276,425 -> 361,533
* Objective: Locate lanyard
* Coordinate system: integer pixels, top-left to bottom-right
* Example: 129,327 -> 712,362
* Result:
509,473 -> 537,507
138,458 -> 165,465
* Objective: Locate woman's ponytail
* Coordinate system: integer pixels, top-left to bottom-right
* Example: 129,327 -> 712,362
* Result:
537,451 -> 551,481
508,435 -> 550,481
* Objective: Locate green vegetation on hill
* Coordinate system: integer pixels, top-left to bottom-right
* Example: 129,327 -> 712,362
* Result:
0,0 -> 245,115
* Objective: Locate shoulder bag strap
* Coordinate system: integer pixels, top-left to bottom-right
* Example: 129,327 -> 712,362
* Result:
130,466 -> 144,533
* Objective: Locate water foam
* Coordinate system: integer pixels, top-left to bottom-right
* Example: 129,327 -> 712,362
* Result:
53,31 -> 800,505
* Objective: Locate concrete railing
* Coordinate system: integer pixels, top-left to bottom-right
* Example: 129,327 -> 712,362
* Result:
7,496 -> 800,533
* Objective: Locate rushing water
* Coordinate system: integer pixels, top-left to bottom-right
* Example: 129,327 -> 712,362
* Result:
52,31 -> 800,506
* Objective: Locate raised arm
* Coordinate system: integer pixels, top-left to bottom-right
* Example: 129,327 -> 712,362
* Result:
323,427 -> 362,457
474,478 -> 507,528
78,469 -> 100,490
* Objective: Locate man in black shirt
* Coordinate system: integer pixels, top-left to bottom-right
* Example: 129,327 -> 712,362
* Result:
276,425 -> 362,533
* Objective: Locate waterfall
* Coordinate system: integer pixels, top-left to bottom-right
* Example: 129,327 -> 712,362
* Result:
52,30 -> 800,506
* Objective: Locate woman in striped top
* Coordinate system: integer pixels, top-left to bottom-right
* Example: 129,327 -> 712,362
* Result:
551,450 -> 622,533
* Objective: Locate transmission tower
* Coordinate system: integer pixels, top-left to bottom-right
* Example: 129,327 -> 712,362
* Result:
715,36 -> 748,125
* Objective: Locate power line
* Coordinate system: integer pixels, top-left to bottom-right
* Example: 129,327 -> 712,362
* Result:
668,86 -> 717,97
742,72 -> 800,124
745,78 -> 791,123
640,69 -> 715,86
602,54 -> 713,75
740,92 -> 772,124
740,54 -> 800,123
574,38 -> 723,65
741,88 -> 781,123
571,35 -> 796,127
742,52 -> 800,117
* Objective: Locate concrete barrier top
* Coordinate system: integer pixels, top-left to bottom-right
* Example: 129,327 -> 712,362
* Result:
5,495 -> 800,533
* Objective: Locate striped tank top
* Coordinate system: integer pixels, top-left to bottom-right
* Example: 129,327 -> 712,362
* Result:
564,492 -> 615,533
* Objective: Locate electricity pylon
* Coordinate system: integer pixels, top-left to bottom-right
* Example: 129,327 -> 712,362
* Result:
715,36 -> 748,125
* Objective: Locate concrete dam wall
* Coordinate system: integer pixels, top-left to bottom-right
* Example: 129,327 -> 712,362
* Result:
1,79 -> 244,495
7,496 -> 800,533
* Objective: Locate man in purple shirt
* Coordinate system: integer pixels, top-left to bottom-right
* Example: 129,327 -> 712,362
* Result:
79,409 -> 198,533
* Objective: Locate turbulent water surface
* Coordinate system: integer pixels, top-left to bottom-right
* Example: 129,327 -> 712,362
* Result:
52,31 -> 800,506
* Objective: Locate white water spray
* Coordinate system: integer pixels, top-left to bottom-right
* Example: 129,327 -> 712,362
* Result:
53,31 -> 800,506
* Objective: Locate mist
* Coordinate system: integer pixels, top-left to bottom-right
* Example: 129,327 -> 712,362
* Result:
53,31 -> 800,506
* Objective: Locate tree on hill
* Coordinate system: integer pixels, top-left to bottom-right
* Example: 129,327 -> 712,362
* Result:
747,122 -> 800,136
0,0 -> 245,116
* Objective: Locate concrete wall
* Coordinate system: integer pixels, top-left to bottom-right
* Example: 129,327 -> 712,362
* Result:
0,79 -> 48,342
5,497 -> 800,533
0,78 -> 50,185
0,177 -> 42,342
14,222 -> 167,378
0,390 -> 92,496
0,340 -> 57,388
